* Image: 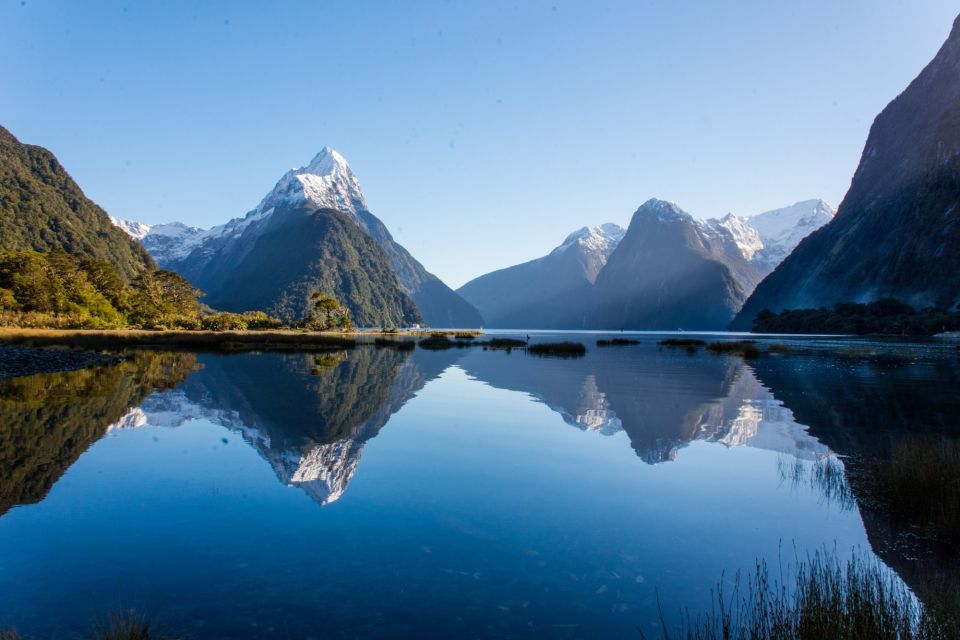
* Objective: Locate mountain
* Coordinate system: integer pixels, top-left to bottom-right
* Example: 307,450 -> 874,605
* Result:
0,125 -> 154,279
117,148 -> 482,327
457,199 -> 831,330
590,199 -> 766,329
732,16 -> 960,329
457,223 -> 625,327
746,199 -> 835,269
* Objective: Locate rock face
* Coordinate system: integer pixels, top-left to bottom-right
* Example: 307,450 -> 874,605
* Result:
116,148 -> 481,327
458,200 -> 831,330
457,224 -> 625,328
0,125 -> 154,280
733,15 -> 960,329
590,199 -> 765,330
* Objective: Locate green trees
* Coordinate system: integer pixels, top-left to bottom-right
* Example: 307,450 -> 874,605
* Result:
128,269 -> 203,328
0,125 -> 154,280
0,251 -> 125,328
304,291 -> 354,331
0,251 -> 285,330
752,299 -> 960,335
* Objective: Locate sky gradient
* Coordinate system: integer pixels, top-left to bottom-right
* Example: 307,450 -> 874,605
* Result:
2,1 -> 957,287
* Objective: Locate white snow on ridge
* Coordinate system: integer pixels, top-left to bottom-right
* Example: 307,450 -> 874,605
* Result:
553,223 -> 626,258
109,216 -> 152,240
747,199 -> 835,267
108,147 -> 368,267
709,213 -> 764,261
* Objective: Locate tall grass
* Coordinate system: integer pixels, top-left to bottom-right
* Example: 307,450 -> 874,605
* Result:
650,550 -> 956,640
863,436 -> 960,544
1,610 -> 175,639
777,456 -> 856,511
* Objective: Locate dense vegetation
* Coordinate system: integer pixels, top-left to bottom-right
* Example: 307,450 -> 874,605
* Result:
0,250 -> 204,329
752,299 -> 960,335
0,125 -> 154,280
0,250 -> 290,330
201,208 -> 423,328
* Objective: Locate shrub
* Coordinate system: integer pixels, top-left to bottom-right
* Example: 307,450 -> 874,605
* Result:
597,338 -> 640,346
526,341 -> 587,357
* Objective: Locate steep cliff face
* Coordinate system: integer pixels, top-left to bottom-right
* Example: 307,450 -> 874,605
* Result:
733,16 -> 960,329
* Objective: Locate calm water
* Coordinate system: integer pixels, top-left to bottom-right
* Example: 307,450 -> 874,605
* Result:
1,334 -> 958,638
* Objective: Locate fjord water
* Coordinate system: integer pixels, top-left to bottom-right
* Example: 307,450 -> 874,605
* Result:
1,338 -> 958,638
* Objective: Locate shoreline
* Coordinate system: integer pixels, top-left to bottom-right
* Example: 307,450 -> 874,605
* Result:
0,328 -> 482,352
0,344 -> 124,379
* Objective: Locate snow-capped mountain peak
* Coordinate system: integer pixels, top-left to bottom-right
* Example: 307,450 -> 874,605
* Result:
746,199 -> 836,268
554,223 -> 626,258
646,198 -> 690,220
256,146 -> 367,218
709,213 -> 764,261
109,216 -> 151,240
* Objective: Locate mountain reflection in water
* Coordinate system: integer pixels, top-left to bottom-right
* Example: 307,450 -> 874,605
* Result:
1,338 -> 957,638
55,344 -> 834,510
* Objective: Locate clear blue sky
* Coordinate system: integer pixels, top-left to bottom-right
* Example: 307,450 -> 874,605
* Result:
1,1 -> 957,287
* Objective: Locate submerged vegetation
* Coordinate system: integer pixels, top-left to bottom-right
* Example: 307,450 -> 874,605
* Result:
651,550 -> 958,640
752,299 -> 960,336
705,340 -> 761,359
860,435 -> 960,545
2,609 -> 175,640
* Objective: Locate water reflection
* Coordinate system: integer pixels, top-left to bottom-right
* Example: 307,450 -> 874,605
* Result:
108,348 -> 463,505
459,347 -> 827,463
0,340 -> 957,637
0,351 -> 196,515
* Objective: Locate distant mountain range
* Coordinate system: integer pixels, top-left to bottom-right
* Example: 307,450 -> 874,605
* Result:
732,15 -> 960,328
459,198 -> 833,329
113,148 -> 481,327
0,125 -> 154,280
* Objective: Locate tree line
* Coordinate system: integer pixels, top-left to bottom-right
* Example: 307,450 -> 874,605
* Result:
0,250 -> 352,331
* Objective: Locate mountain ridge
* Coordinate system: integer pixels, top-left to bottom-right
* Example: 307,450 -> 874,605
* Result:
114,148 -> 482,327
732,15 -> 960,328
458,198 -> 832,329
0,125 -> 155,280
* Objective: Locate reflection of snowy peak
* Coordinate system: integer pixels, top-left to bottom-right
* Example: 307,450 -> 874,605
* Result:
555,375 -> 623,436
281,439 -> 365,505
694,367 -> 828,460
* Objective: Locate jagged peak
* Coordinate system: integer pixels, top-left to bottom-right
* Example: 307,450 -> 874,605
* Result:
554,223 -> 626,257
632,198 -> 694,224
300,146 -> 352,177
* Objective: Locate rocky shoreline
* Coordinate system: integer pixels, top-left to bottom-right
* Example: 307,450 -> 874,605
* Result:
0,345 -> 123,379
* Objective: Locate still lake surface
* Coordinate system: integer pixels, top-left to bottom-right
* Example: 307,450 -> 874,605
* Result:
0,333 -> 958,638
